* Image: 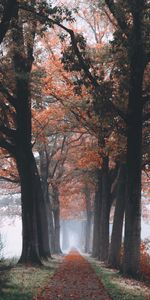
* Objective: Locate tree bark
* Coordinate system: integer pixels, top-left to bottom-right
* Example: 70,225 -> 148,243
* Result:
52,186 -> 62,254
12,9 -> 51,263
16,150 -> 51,264
53,207 -> 61,254
39,150 -> 54,256
105,0 -> 145,278
92,169 -> 102,258
49,205 -> 55,254
123,7 -> 144,276
16,151 -> 40,264
99,156 -> 111,262
84,187 -> 92,253
108,163 -> 126,268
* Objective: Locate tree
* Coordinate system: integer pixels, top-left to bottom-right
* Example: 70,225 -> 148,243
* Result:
83,181 -> 94,253
108,163 -> 127,268
105,0 -> 150,277
0,0 -> 77,264
42,0 -> 150,276
0,2 -> 51,263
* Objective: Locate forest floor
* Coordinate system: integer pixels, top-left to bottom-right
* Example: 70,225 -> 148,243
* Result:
0,251 -> 150,300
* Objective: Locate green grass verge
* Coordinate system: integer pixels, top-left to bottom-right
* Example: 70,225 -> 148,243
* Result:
0,257 -> 60,300
91,261 -> 150,300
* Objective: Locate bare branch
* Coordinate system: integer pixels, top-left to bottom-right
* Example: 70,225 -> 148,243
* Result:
0,176 -> 19,184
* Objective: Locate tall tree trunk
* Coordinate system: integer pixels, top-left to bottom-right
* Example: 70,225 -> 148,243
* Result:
39,150 -> 54,256
17,150 -> 51,263
92,169 -> 102,258
11,6 -> 51,263
99,156 -> 111,262
49,206 -> 55,254
52,186 -> 62,254
80,220 -> 86,252
84,186 -> 92,253
104,0 -> 145,278
123,9 -> 144,276
124,108 -> 142,277
17,151 -> 40,263
35,182 -> 51,259
123,101 -> 143,276
108,163 -> 126,268
85,211 -> 92,253
53,207 -> 61,254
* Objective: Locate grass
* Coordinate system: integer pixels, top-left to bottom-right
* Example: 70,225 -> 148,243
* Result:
0,256 -> 62,300
1,254 -> 150,300
90,259 -> 150,300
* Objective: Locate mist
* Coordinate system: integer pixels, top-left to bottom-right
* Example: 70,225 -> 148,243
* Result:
1,215 -> 150,259
60,220 -> 87,253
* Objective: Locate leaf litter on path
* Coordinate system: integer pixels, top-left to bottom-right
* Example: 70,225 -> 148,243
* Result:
35,249 -> 112,300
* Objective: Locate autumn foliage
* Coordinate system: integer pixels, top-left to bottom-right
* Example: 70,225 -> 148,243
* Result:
140,240 -> 150,281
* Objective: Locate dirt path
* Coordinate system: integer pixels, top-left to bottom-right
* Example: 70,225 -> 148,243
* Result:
35,250 -> 112,300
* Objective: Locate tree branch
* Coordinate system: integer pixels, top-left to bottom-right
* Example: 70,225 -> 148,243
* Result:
108,100 -> 128,123
105,0 -> 129,36
0,176 -> 19,184
0,82 -> 17,109
20,3 -> 128,123
0,125 -> 16,138
19,3 -> 100,89
0,139 -> 16,155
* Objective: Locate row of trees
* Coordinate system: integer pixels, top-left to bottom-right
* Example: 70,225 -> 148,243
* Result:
0,0 -> 150,279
